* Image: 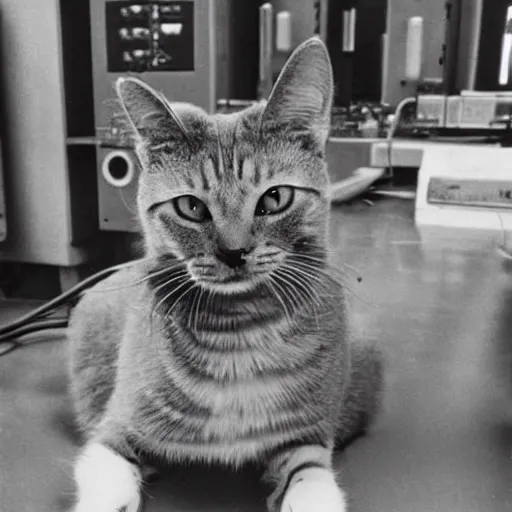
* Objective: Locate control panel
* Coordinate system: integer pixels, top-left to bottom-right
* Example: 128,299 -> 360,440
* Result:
91,0 -> 215,233
427,177 -> 512,209
105,1 -> 194,72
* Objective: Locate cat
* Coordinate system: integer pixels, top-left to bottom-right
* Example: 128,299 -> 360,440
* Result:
68,37 -> 383,512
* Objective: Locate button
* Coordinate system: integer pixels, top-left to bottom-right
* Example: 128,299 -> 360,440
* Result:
160,23 -> 182,36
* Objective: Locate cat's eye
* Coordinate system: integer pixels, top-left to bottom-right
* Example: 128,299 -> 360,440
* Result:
173,195 -> 211,222
255,186 -> 294,216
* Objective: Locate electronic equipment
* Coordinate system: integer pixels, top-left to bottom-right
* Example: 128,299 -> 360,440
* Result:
91,0 -> 216,233
0,0 -> 98,269
415,145 -> 512,233
475,0 -> 512,92
412,90 -> 512,131
327,0 -> 387,105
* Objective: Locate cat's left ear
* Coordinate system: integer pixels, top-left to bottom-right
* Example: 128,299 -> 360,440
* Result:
260,37 -> 333,149
115,77 -> 190,146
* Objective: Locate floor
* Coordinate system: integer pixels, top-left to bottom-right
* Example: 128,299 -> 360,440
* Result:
0,197 -> 511,512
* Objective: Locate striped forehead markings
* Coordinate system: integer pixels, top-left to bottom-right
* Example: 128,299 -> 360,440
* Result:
199,159 -> 211,191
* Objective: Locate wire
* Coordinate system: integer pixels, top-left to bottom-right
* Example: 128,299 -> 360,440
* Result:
386,97 -> 417,176
0,319 -> 69,357
0,319 -> 69,343
0,258 -> 147,351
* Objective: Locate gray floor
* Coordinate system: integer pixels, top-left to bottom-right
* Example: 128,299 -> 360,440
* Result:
1,198 -> 511,511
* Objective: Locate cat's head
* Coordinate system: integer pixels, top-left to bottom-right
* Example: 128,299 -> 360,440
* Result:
116,37 -> 333,293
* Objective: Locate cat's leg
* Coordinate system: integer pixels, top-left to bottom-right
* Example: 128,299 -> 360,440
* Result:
264,444 -> 346,512
336,343 -> 384,449
73,441 -> 142,512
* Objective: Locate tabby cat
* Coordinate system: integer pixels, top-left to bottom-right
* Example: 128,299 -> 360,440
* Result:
68,37 -> 383,512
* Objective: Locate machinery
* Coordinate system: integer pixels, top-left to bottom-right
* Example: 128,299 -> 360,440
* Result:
91,0 -> 216,233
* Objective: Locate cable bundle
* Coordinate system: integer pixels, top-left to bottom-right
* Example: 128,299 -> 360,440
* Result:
0,259 -> 143,356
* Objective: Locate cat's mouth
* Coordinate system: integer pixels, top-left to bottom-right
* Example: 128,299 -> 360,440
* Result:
197,269 -> 268,293
189,264 -> 271,293
188,251 -> 284,292
220,272 -> 247,283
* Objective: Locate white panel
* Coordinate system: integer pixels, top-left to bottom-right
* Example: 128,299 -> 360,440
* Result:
0,0 -> 89,265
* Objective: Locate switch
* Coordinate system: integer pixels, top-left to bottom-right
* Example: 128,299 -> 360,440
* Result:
120,5 -> 144,17
161,5 -> 181,14
161,23 -> 183,36
119,28 -> 130,40
132,27 -> 150,39
132,49 -> 150,59
129,5 -> 143,15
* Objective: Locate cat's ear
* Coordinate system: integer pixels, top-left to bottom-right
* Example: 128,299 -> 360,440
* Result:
115,77 -> 190,145
260,37 -> 333,148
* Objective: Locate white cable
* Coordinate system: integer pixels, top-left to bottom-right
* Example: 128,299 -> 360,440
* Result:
386,97 -> 417,176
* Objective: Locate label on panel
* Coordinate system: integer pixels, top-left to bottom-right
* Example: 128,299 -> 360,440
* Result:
427,177 -> 512,209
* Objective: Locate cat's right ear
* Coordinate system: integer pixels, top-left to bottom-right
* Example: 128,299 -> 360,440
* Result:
259,37 -> 333,149
115,77 -> 189,146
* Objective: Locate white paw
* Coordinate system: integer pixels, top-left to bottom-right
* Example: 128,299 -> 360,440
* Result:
281,468 -> 346,512
73,443 -> 141,512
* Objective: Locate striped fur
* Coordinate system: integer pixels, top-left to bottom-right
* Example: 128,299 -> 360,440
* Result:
68,38 -> 383,512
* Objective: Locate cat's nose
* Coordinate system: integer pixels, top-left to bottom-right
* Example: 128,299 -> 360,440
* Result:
216,247 -> 249,269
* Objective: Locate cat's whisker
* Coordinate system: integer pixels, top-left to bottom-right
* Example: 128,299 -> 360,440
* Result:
281,265 -> 333,300
150,275 -> 191,323
273,271 -> 312,313
193,287 -> 206,333
149,271 -> 189,298
202,287 -> 216,324
287,260 -> 380,308
85,260 -> 186,293
289,263 -> 356,299
161,283 -> 197,326
285,260 -> 343,289
277,267 -> 322,309
265,277 -> 293,325
150,281 -> 197,343
147,270 -> 190,334
276,270 -> 323,328
289,252 -> 363,282
287,257 -> 355,288
271,273 -> 301,312
285,257 -> 353,292
185,287 -> 198,331
282,266 -> 343,317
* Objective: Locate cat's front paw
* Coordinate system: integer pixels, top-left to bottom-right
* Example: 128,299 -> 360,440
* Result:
280,468 -> 346,512
73,443 -> 141,512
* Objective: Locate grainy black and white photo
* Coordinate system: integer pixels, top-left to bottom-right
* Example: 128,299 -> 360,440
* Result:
0,1 -> 511,512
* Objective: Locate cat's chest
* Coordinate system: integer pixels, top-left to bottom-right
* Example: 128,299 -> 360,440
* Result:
135,323 -> 330,463
154,323 -> 320,415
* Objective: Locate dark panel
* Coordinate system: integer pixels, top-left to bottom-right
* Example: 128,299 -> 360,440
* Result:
352,0 -> 387,102
228,0 -> 262,100
327,0 -> 350,106
67,146 -> 100,247
105,1 -> 195,73
442,0 -> 462,95
59,0 -> 95,137
476,0 -> 510,91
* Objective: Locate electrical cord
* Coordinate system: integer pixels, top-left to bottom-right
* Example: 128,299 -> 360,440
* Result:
0,258 -> 146,356
386,97 -> 417,176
